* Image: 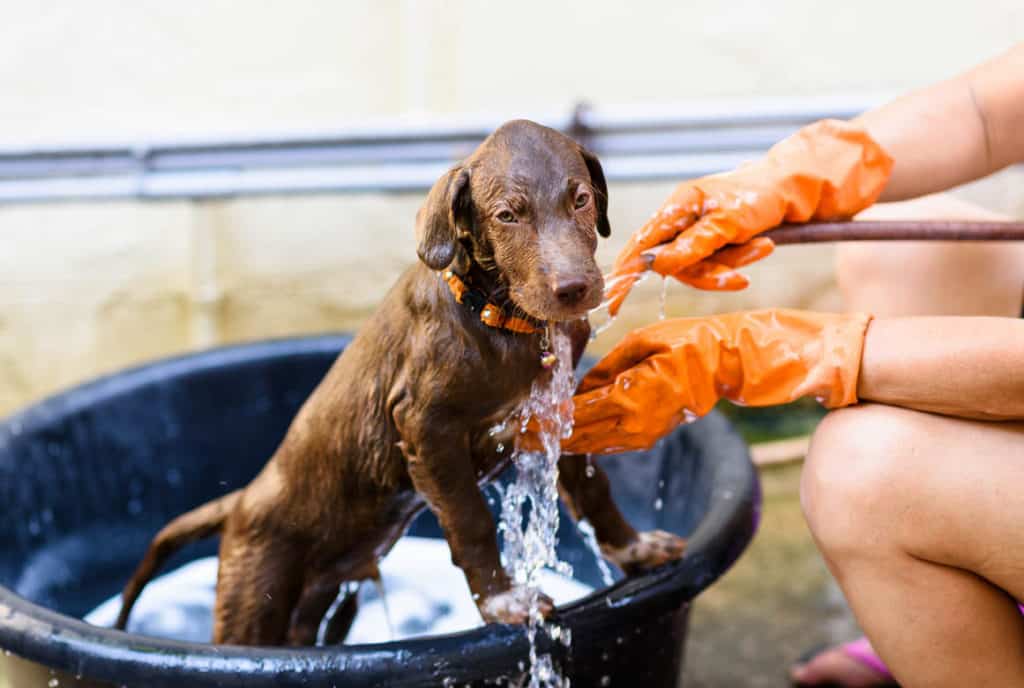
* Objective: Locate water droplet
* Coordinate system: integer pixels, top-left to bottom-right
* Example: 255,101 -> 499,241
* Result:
600,677 -> 611,687
128,499 -> 143,516
496,443 -> 505,454
48,678 -> 59,687
584,464 -> 595,478
27,519 -> 41,536
166,468 -> 183,486
654,498 -> 663,511
658,277 -> 668,321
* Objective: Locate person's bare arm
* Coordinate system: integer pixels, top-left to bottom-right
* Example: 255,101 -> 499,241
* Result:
854,43 -> 1024,202
859,317 -> 1024,420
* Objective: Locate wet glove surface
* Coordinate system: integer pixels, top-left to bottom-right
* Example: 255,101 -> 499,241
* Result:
604,120 -> 893,315
564,309 -> 872,455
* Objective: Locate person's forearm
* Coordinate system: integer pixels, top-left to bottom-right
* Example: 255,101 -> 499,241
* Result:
854,43 -> 1024,202
858,316 -> 1024,420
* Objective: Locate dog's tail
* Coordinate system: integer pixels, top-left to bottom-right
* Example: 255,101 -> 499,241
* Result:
115,489 -> 242,630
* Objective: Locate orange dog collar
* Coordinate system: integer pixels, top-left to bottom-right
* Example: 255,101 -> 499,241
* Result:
442,270 -> 542,335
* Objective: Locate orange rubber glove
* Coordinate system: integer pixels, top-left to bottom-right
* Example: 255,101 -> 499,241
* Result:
604,120 -> 893,316
564,310 -> 872,455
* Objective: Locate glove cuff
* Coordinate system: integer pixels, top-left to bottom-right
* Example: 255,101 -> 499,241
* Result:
817,311 -> 873,408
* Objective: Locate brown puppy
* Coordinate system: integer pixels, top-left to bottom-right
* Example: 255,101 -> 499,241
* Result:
116,120 -> 685,646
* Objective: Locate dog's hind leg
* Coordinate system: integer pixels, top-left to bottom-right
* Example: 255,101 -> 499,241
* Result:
211,529 -> 305,646
286,572 -> 351,646
287,559 -> 380,646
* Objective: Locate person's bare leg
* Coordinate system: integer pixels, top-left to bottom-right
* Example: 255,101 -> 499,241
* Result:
792,194 -> 1024,686
802,404 -> 1024,687
838,194 -> 1024,318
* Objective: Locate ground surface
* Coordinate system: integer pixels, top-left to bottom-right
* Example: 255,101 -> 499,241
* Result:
682,461 -> 861,688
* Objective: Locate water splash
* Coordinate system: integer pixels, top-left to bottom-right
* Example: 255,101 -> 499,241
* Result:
373,576 -> 396,641
576,519 -> 615,587
499,324 -> 575,688
590,269 -> 660,341
658,277 -> 669,320
588,304 -> 617,340
316,581 -> 360,646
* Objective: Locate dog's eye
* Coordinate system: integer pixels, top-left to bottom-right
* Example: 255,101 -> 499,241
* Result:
574,192 -> 591,209
497,210 -> 516,223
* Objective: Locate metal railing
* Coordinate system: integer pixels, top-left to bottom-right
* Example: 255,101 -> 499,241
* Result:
0,95 -> 886,204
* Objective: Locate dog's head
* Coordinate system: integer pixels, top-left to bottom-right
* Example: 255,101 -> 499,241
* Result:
415,119 -> 610,322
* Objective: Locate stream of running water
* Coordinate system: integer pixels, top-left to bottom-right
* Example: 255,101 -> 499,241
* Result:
498,323 -> 576,688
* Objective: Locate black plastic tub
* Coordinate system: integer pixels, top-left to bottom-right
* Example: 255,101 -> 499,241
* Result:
0,335 -> 760,687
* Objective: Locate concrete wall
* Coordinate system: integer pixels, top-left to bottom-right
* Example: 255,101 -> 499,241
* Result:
1,2 -> 1022,416
5,1 -> 1022,143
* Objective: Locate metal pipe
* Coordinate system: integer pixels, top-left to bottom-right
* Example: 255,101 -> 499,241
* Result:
0,96 -> 884,204
766,221 -> 1024,244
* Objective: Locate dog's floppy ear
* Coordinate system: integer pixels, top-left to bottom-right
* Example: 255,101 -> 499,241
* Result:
579,146 -> 611,238
416,166 -> 472,270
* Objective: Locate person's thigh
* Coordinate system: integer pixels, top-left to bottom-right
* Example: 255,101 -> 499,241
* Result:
837,194 -> 1024,317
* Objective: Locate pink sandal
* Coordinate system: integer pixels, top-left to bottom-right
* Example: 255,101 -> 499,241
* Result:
840,637 -> 896,684
792,637 -> 897,687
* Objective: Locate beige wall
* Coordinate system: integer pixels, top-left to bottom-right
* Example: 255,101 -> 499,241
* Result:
4,1 -> 1021,143
1,3 -> 1022,416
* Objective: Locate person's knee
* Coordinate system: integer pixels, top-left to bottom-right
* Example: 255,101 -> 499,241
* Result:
801,404 -> 923,559
835,242 -> 953,312
836,240 -> 1024,317
834,242 -> 887,293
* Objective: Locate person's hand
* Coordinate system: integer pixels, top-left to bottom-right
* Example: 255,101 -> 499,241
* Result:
563,309 -> 872,455
604,120 -> 893,316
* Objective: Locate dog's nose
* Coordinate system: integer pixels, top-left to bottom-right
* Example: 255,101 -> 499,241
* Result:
553,278 -> 590,306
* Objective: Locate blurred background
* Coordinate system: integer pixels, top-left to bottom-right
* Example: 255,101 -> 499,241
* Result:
1,3 -> 1021,686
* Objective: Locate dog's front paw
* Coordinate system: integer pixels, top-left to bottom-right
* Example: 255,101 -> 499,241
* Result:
603,530 -> 686,575
479,585 -> 554,625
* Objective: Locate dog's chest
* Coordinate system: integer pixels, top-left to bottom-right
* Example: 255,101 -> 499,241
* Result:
467,391 -> 534,484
